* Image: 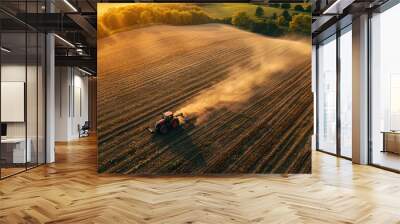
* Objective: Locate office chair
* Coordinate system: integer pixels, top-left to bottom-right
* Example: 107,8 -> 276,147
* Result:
79,121 -> 90,138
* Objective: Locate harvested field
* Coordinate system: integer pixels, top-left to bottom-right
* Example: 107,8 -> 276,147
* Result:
98,24 -> 312,174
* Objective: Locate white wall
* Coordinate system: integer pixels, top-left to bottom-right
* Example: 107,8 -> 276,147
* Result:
72,73 -> 89,138
1,63 -> 46,164
55,67 -> 89,141
1,65 -> 36,138
1,65 -> 26,141
55,67 -> 70,141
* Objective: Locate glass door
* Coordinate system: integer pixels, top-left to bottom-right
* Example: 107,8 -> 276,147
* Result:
317,35 -> 337,154
370,4 -> 400,171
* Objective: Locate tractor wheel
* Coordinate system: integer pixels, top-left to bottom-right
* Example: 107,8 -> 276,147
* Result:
171,118 -> 180,129
159,124 -> 168,134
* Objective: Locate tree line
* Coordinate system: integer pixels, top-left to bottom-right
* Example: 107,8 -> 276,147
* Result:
99,5 -> 215,38
98,4 -> 311,39
219,6 -> 311,36
268,3 -> 312,12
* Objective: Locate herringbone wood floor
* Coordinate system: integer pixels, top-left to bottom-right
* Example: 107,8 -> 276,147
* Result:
1,135 -> 400,224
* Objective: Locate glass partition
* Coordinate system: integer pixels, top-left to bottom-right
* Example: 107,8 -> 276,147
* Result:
27,31 -> 38,169
38,32 -> 46,165
339,26 -> 352,158
317,35 -> 337,154
0,3 -> 46,179
370,4 -> 400,171
1,31 -> 28,177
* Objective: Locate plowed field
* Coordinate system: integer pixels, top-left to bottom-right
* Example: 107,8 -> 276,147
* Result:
98,24 -> 312,174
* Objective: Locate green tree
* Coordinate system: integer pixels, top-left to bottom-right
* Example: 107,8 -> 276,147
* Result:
294,5 -> 304,11
232,12 -> 252,29
255,6 -> 264,18
104,13 -> 120,30
121,8 -> 139,26
277,15 -> 288,26
269,3 -> 280,8
222,17 -> 232,24
305,5 -> 312,12
251,20 -> 281,36
251,21 -> 265,33
139,10 -> 153,24
179,11 -> 192,25
282,10 -> 292,21
281,3 -> 291,9
289,14 -> 311,34
191,10 -> 211,24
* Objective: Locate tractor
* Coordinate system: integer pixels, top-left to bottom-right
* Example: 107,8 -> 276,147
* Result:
147,111 -> 186,134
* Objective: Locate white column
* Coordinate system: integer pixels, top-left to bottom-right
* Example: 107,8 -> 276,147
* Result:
45,0 -> 56,163
46,32 -> 55,163
55,67 -> 73,141
352,14 -> 369,164
312,45 -> 317,150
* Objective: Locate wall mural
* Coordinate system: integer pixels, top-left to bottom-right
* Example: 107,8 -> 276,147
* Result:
97,3 -> 312,174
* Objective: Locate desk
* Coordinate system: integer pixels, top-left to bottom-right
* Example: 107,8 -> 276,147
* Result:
382,131 -> 400,154
1,138 -> 31,163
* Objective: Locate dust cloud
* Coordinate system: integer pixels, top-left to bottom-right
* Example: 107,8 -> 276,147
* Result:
177,39 -> 310,124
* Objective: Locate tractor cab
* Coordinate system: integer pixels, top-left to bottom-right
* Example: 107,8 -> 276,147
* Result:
162,111 -> 174,120
147,111 -> 186,134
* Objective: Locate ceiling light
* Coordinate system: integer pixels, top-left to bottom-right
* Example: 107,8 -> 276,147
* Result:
323,0 -> 355,15
63,0 -> 78,12
54,34 -> 75,48
78,67 -> 93,76
323,0 -> 341,14
76,48 -> 86,55
1,47 -> 11,53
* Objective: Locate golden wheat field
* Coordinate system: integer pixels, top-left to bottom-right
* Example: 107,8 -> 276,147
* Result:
97,24 -> 312,174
